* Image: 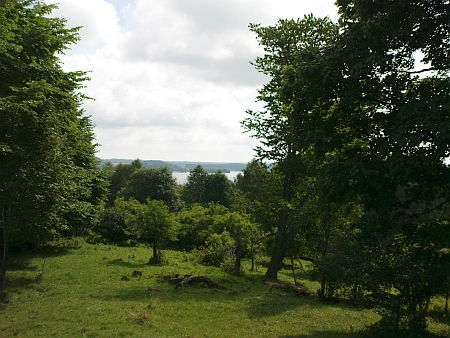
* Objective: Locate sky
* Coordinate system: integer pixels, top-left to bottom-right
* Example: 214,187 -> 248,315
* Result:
48,0 -> 339,162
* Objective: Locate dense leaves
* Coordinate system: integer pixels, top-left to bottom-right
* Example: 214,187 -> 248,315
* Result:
244,1 -> 450,333
0,0 -> 105,289
243,15 -> 340,279
182,165 -> 234,207
105,159 -> 142,206
122,167 -> 182,212
0,3 -> 94,241
7,0 -> 448,333
126,198 -> 178,264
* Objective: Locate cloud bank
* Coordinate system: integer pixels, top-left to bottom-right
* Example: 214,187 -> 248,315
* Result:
50,0 -> 339,162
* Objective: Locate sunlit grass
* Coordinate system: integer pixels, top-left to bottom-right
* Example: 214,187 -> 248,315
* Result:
0,240 -> 448,337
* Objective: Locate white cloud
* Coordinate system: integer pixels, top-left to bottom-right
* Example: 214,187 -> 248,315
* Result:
51,0 -> 121,53
48,0 -> 339,162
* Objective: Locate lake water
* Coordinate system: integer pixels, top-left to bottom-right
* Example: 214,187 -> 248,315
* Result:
172,171 -> 242,185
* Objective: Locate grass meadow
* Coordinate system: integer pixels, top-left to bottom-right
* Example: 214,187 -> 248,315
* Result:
1,240 -> 449,337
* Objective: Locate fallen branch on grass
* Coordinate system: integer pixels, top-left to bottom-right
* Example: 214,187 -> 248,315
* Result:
160,274 -> 230,290
263,281 -> 316,298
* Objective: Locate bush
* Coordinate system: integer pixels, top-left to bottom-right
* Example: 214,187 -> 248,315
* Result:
148,250 -> 169,266
94,206 -> 137,245
196,231 -> 235,267
220,254 -> 237,274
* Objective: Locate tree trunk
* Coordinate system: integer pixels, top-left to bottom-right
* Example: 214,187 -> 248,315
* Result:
264,155 -> 308,279
234,242 -> 242,274
265,207 -> 290,279
445,284 -> 450,318
153,238 -> 158,261
290,255 -> 297,285
319,277 -> 326,298
0,208 -> 9,291
0,231 -> 7,291
250,242 -> 255,272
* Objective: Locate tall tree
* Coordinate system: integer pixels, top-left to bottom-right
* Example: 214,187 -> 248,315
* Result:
205,171 -> 234,208
234,160 -> 280,233
126,199 -> 178,263
123,167 -> 182,212
235,159 -> 270,201
182,166 -> 234,208
105,159 -> 142,206
242,15 -> 340,278
325,0 -> 450,332
212,211 -> 257,274
182,165 -> 209,206
0,0 -> 104,289
274,0 -> 450,332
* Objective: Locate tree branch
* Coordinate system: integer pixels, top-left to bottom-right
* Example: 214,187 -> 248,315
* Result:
398,67 -> 449,74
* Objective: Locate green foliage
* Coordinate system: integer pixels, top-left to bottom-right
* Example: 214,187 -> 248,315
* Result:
182,165 -> 234,207
297,198 -> 364,299
235,159 -> 270,200
243,15 -> 340,279
234,160 -> 282,235
244,1 -> 450,333
318,1 -> 450,332
243,15 -> 340,163
212,211 -> 262,273
0,0 -> 105,268
93,204 -> 137,245
182,165 -> 209,205
105,162 -> 139,206
205,171 -> 234,208
176,203 -> 263,273
195,230 -> 235,267
123,167 -> 182,212
176,204 -> 221,250
126,199 -> 179,264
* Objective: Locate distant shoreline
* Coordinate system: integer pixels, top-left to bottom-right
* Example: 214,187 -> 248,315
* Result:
172,171 -> 242,185
98,158 -> 247,173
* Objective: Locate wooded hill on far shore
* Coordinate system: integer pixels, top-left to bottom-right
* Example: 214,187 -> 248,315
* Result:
97,158 -> 248,173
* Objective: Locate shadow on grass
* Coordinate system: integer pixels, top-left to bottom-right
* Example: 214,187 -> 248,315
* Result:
7,257 -> 36,272
8,241 -> 79,272
428,309 -> 450,325
246,291 -> 307,318
278,265 -> 309,282
279,331 -> 358,338
279,327 -> 449,338
96,278 -> 253,302
6,276 -> 38,288
9,246 -> 73,273
2,241 -> 82,307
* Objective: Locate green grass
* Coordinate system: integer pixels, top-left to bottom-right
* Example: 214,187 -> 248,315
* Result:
0,240 -> 449,337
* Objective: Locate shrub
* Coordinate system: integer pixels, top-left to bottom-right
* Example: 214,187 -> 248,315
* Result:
94,206 -> 137,245
196,231 -> 235,267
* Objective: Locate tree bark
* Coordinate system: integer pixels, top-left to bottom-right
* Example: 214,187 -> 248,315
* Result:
250,242 -> 255,272
445,284 -> 449,318
0,208 -> 10,291
265,208 -> 290,279
265,160 -> 298,279
234,242 -> 242,274
0,230 -> 7,291
290,256 -> 297,285
152,238 -> 158,262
